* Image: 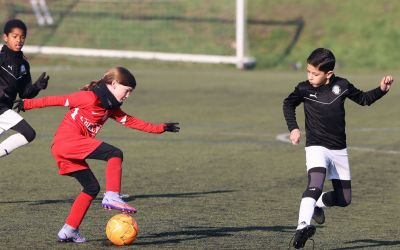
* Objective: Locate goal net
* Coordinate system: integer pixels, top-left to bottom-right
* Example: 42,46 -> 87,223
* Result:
1,0 -> 255,69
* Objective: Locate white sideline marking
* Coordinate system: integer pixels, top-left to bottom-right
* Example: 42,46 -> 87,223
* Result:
276,132 -> 400,155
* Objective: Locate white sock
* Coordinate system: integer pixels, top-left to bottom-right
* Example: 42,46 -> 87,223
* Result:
297,197 -> 316,229
63,224 -> 76,231
0,133 -> 29,157
316,192 -> 327,208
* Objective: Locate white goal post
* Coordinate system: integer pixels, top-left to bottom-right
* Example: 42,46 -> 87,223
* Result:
22,0 -> 255,69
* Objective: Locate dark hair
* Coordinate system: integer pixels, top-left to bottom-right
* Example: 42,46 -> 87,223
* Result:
3,19 -> 27,36
307,48 -> 335,72
81,66 -> 137,90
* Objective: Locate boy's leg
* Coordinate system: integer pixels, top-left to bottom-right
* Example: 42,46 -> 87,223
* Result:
0,110 -> 35,157
292,146 -> 328,249
317,179 -> 352,207
316,148 -> 351,208
292,168 -> 325,249
297,167 -> 326,228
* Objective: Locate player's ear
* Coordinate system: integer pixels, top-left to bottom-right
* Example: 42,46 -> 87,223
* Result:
2,34 -> 8,43
111,80 -> 118,89
326,70 -> 334,80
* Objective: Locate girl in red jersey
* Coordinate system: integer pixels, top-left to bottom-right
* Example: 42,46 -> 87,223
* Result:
14,67 -> 179,243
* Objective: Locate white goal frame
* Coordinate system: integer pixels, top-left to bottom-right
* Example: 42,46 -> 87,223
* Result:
22,0 -> 255,69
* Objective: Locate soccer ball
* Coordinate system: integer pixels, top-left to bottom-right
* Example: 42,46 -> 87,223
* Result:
106,213 -> 139,246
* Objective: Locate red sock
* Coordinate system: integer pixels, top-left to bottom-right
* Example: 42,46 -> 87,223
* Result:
105,157 -> 122,193
66,192 -> 94,229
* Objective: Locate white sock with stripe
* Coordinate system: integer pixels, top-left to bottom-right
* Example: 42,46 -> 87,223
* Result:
0,133 -> 29,157
297,197 -> 316,229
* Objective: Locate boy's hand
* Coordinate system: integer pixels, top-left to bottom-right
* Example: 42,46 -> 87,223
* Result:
164,122 -> 180,132
290,128 -> 301,145
380,75 -> 394,92
34,72 -> 50,90
13,99 -> 25,113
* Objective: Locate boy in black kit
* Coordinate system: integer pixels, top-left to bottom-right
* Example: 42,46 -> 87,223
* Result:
283,48 -> 393,249
0,19 -> 49,157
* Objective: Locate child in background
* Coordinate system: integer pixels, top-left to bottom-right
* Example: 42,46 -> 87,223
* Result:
0,19 -> 49,158
283,48 -> 393,249
14,66 -> 179,243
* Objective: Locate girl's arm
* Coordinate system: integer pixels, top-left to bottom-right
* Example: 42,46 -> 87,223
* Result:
21,91 -> 95,110
110,108 -> 166,134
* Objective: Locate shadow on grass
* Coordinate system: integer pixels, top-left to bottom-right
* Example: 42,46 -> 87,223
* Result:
0,190 -> 236,205
332,239 -> 400,249
95,225 -> 295,246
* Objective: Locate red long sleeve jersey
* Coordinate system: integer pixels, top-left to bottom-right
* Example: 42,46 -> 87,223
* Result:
24,91 -> 166,139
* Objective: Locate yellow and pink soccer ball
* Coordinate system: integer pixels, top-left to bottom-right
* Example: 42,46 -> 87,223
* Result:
106,213 -> 139,246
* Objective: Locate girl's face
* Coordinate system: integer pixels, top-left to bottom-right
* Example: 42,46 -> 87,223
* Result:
306,64 -> 333,87
109,80 -> 133,103
3,27 -> 25,52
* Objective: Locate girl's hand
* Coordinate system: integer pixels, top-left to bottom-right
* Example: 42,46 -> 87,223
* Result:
164,122 -> 180,132
290,128 -> 301,145
380,75 -> 394,92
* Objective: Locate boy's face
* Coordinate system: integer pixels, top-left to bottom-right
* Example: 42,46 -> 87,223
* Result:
307,64 -> 333,87
3,27 -> 26,52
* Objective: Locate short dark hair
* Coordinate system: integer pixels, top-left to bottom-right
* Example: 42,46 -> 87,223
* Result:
3,19 -> 27,36
307,48 -> 335,72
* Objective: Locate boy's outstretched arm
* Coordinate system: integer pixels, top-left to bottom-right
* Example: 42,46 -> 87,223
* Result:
380,75 -> 394,92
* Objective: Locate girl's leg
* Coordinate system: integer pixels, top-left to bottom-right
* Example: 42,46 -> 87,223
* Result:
86,142 -> 136,213
0,118 -> 35,157
66,169 -> 100,228
86,142 -> 123,193
58,169 -> 100,243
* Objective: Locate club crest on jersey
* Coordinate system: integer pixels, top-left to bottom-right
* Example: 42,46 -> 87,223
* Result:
20,65 -> 26,75
332,85 -> 341,95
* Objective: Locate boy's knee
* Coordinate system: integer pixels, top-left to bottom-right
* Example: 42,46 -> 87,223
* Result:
23,129 -> 36,142
337,197 -> 351,207
302,187 -> 322,200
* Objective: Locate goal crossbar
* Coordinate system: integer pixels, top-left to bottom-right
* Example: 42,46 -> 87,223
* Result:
22,45 -> 255,66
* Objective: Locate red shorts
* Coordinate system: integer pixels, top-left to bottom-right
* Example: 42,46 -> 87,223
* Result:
51,135 -> 102,175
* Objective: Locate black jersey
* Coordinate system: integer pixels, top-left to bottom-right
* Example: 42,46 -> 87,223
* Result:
283,75 -> 386,150
0,45 -> 40,114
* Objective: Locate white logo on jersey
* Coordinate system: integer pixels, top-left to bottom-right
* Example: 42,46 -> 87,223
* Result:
7,65 -> 13,71
309,93 -> 317,99
332,85 -> 341,95
20,65 -> 26,75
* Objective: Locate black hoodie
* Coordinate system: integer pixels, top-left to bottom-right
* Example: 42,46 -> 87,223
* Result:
0,45 -> 40,113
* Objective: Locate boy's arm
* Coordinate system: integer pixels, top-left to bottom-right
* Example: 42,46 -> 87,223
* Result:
19,72 -> 50,99
283,86 -> 303,132
347,76 -> 393,106
17,60 -> 49,98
